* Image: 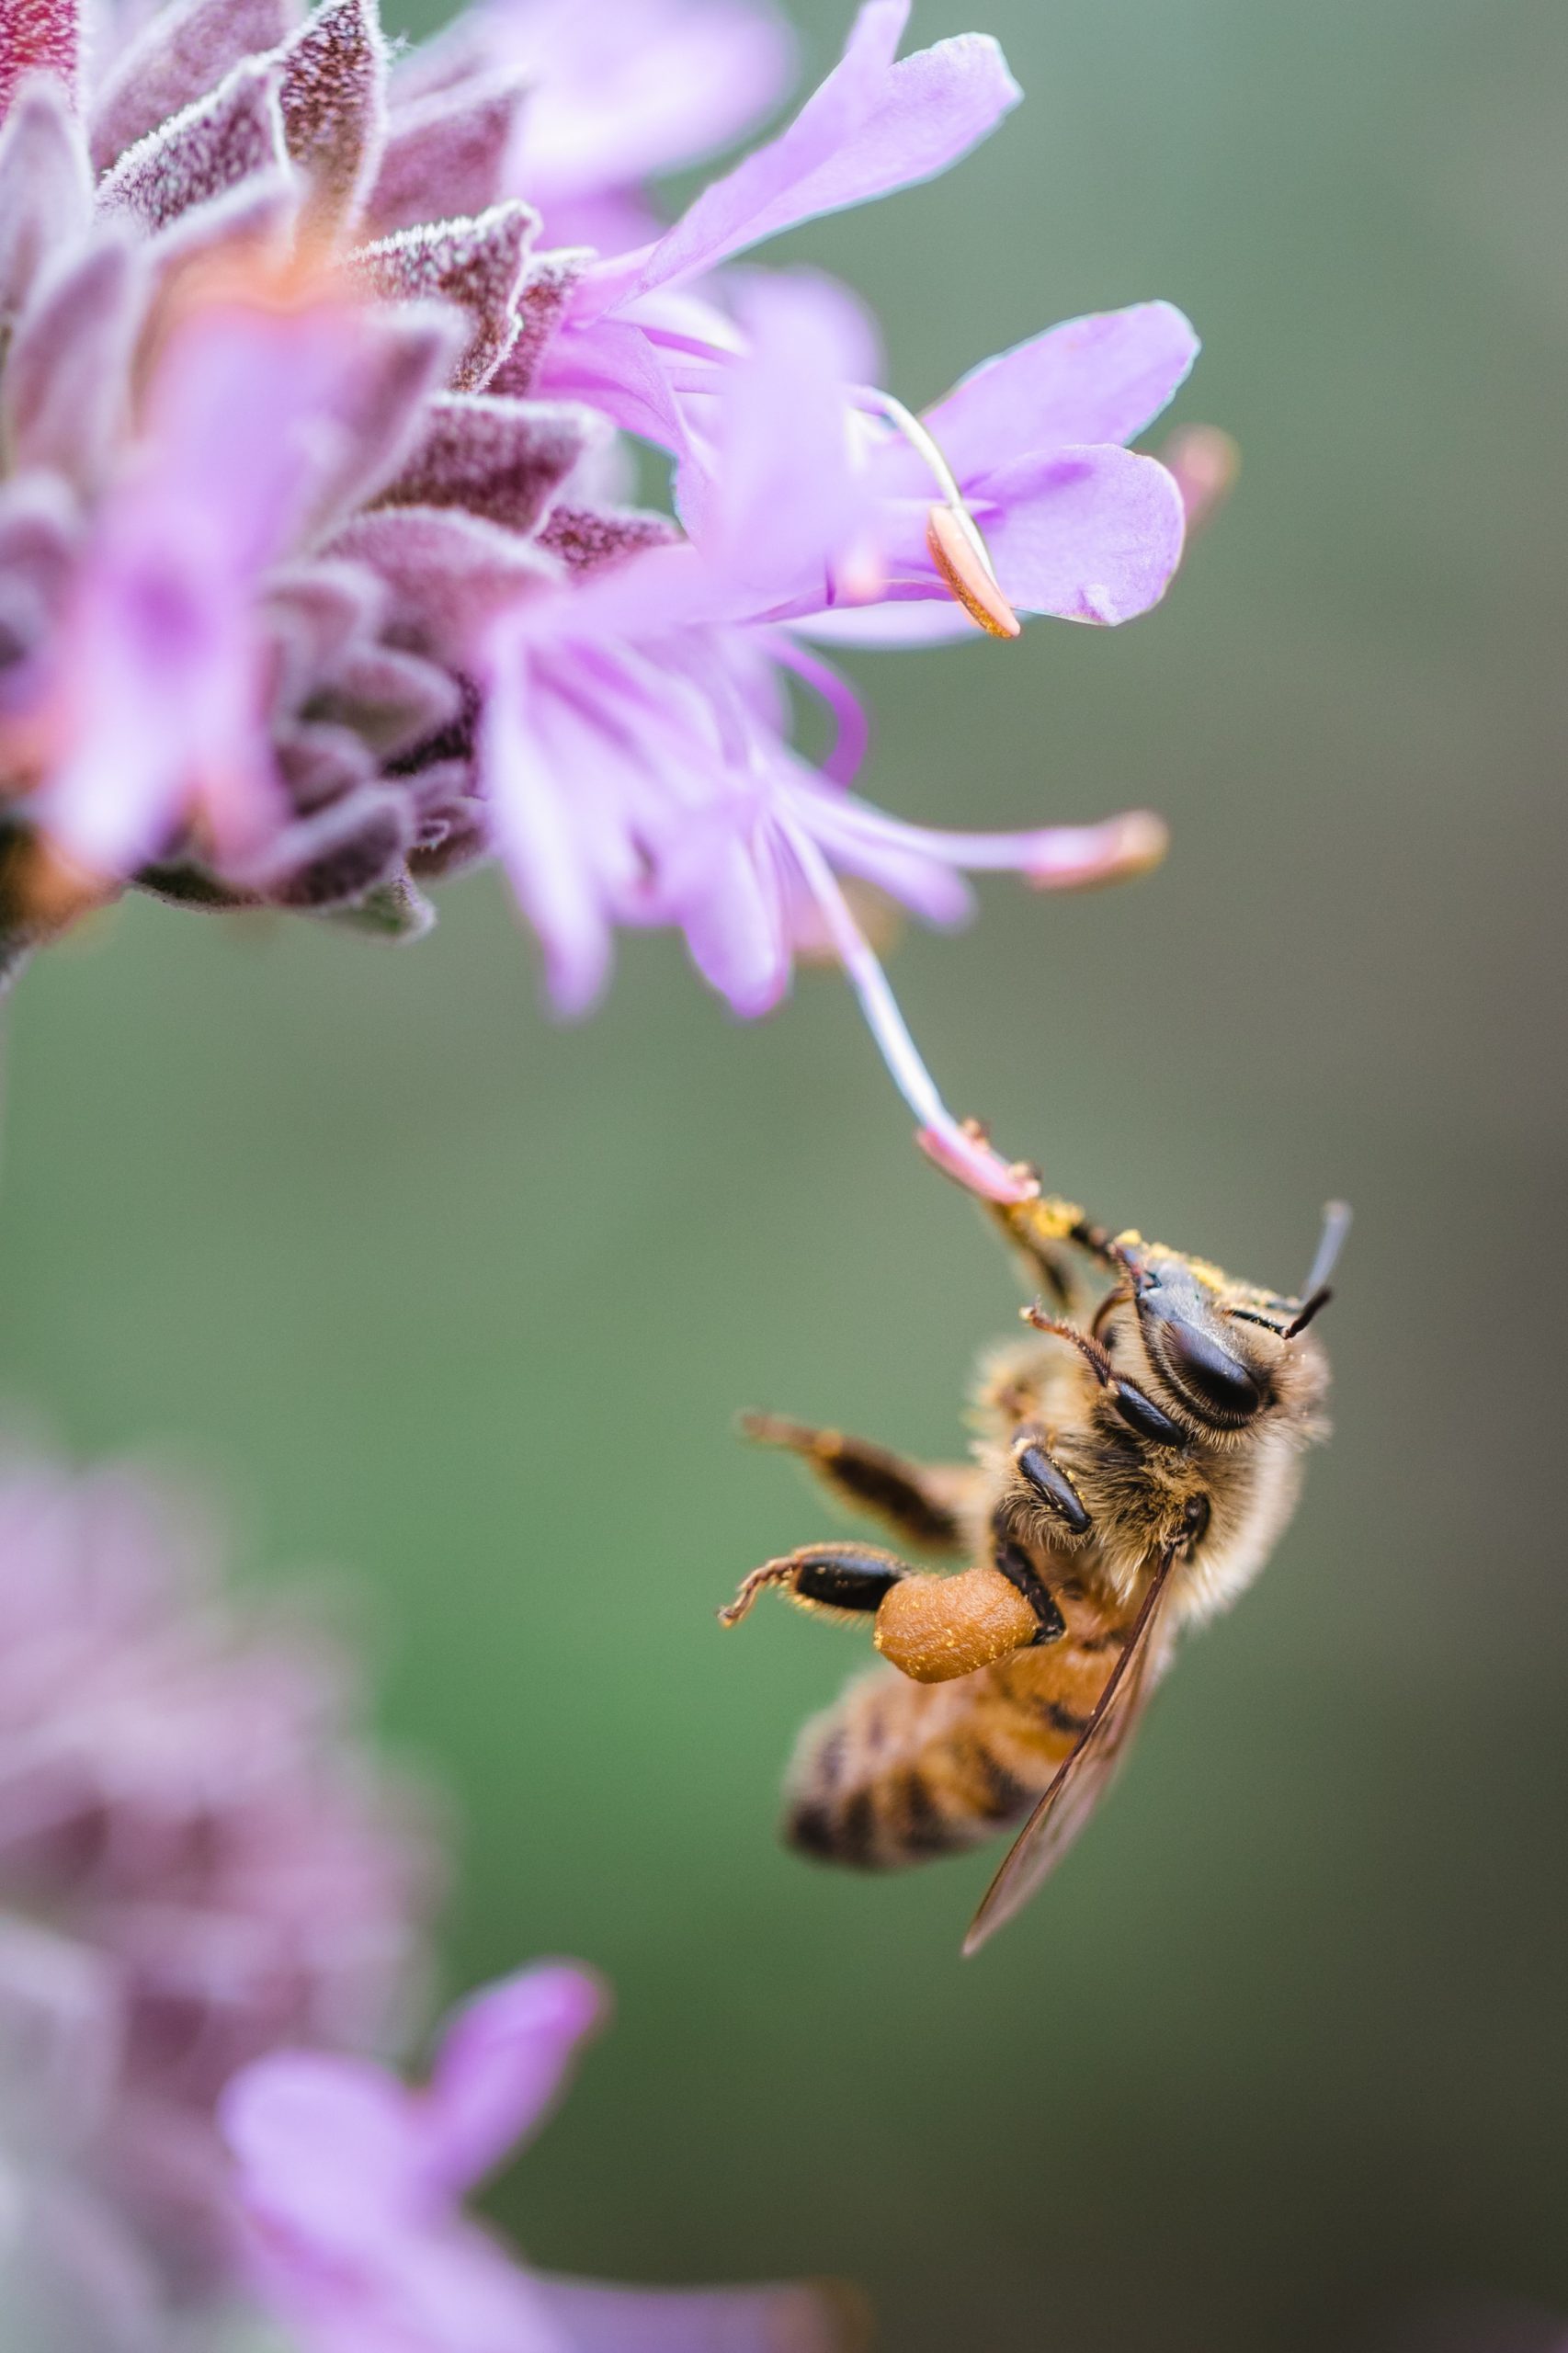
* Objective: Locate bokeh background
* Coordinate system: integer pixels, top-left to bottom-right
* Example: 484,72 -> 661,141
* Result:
4,0 -> 1567,2345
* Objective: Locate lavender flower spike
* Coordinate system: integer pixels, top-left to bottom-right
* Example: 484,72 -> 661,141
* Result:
224,1962 -> 865,2353
0,1440 -> 437,2303
0,0 -> 1206,1197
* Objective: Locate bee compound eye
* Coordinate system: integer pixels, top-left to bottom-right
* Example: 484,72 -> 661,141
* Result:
1155,1315 -> 1263,1423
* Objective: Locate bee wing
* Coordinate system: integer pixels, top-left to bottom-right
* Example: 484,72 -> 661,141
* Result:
962,1543 -> 1179,1955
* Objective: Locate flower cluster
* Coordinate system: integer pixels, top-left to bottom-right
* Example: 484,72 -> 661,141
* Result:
0,1441 -> 436,2314
0,1439 -> 857,2353
224,1962 -> 859,2353
0,0 -> 1203,1188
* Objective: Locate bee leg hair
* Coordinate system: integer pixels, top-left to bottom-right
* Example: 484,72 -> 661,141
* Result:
719,1542 -> 915,1630
1009,1433 -> 1092,1536
737,1414 -> 969,1554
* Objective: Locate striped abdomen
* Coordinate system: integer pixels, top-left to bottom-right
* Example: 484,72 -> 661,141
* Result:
782,1620 -> 1131,1870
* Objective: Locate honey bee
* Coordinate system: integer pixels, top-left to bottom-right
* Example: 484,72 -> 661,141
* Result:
721,1185 -> 1346,1952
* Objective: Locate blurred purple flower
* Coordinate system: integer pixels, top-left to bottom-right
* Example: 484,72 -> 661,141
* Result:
0,0 -> 1207,1192
223,1961 -> 862,2353
397,0 -> 800,255
0,1916 -> 168,2352
0,1442 -> 436,2304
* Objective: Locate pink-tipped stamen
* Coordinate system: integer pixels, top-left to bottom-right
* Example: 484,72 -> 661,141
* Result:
1022,809 -> 1169,890
779,815 -> 1036,1206
805,796 -> 1170,889
916,1120 -> 1038,1206
854,389 -> 1019,641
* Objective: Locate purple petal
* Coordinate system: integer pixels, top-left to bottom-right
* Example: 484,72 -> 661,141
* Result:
676,273 -> 871,600
34,289 -> 384,876
789,789 -> 971,928
980,444 -> 1187,624
276,0 -> 388,230
378,393 -> 596,534
798,599 -> 975,648
367,69 -> 526,234
534,2274 -> 864,2353
352,199 -> 538,391
97,58 -> 289,233
0,74 -> 91,318
482,643 -> 617,1016
3,235 -> 144,494
89,0 -> 292,171
146,288 -> 403,570
221,2051 -> 429,2247
0,0 -> 79,119
497,0 -> 798,205
915,302 -> 1199,488
667,815 -> 790,1017
534,185 -> 660,261
585,0 -> 1020,313
539,313 -> 691,449
33,517 -> 272,875
424,1963 -> 605,2193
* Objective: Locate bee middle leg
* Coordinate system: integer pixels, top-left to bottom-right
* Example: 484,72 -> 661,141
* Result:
721,1540 -> 1054,1688
719,1542 -> 916,1631
739,1413 -> 971,1554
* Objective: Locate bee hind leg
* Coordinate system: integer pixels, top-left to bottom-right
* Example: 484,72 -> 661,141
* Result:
719,1542 -> 915,1631
738,1413 -> 971,1554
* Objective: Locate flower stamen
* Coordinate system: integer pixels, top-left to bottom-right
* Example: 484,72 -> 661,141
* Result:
780,813 -> 1035,1205
858,389 -> 1020,640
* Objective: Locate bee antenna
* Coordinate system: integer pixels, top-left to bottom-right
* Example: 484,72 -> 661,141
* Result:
1299,1200 -> 1352,1306
1282,1287 -> 1332,1339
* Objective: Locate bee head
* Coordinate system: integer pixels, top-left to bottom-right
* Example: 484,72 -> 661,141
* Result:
1123,1256 -> 1266,1428
1106,1203 -> 1348,1438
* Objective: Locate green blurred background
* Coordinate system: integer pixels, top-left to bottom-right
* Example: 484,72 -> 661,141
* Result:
5,0 -> 1568,2344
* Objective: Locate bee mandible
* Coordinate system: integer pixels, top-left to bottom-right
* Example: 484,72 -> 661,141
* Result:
721,1185 -> 1347,1952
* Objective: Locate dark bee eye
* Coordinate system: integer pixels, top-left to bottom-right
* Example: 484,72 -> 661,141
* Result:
1155,1315 -> 1262,1423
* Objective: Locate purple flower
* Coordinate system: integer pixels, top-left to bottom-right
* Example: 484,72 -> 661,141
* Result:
0,0 -> 1210,1193
483,270 -> 1175,1195
405,0 -> 800,255
0,1441 -> 436,2302
223,1961 -> 863,2353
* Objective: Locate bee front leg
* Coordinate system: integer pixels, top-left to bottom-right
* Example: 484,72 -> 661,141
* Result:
991,1191 -> 1122,1313
719,1543 -> 915,1631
